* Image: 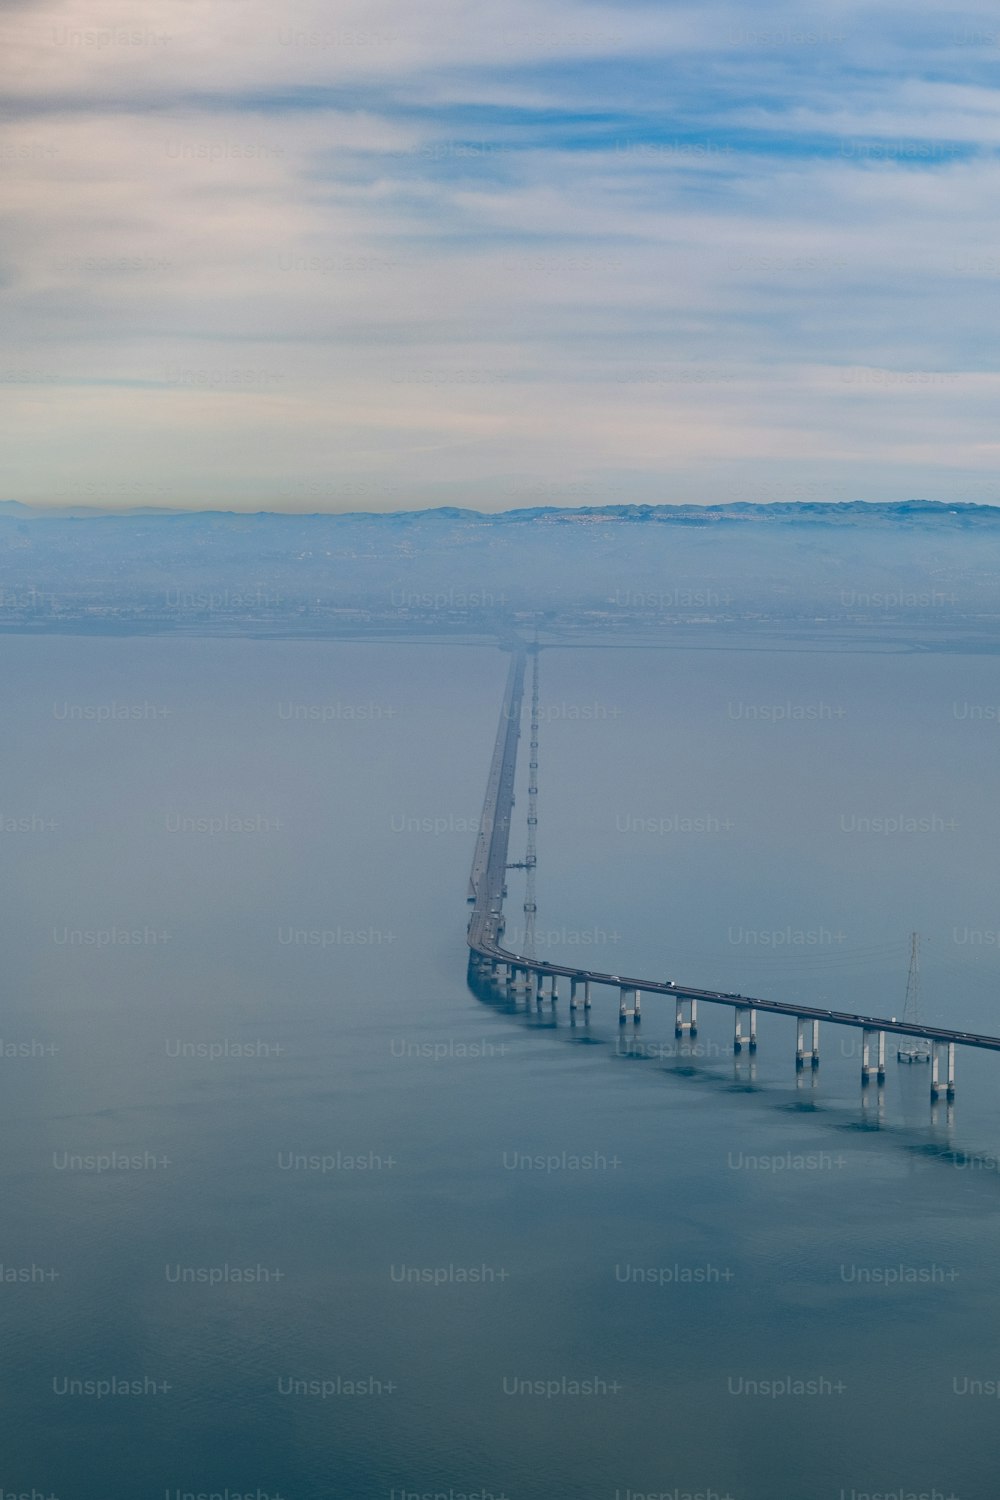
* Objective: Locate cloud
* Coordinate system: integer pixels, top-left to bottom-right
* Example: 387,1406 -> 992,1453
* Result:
2,0 -> 999,507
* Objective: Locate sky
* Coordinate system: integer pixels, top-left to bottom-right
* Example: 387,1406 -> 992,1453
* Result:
3,0 -> 1000,512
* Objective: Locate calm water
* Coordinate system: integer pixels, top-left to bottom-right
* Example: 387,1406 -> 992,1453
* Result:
4,633 -> 1000,1500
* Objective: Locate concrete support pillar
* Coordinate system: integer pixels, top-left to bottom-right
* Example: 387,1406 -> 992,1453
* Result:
861,1028 -> 886,1085
797,1018 -> 820,1069
931,1041 -> 956,1100
569,978 -> 578,1009
584,980 -> 592,1009
549,975 -> 558,1003
674,997 -> 696,1035
734,1006 -> 758,1052
617,987 -> 640,1024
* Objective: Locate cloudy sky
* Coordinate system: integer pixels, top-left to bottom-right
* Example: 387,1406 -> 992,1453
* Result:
3,0 -> 1000,510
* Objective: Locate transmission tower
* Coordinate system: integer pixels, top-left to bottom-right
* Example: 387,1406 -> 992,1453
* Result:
521,647 -> 540,960
898,931 -> 930,1062
903,932 -> 921,1023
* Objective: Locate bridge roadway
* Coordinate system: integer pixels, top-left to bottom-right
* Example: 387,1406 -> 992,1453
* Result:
467,650 -> 1000,1089
468,651 -> 525,906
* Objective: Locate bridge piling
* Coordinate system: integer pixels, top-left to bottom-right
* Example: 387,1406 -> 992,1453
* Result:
618,987 -> 640,1025
796,1018 -> 820,1069
861,1028 -> 886,1085
569,976 -> 592,1010
931,1040 -> 956,1100
675,997 -> 697,1035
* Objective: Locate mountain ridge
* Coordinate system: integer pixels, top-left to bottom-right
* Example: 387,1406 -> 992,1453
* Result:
1,498 -> 998,525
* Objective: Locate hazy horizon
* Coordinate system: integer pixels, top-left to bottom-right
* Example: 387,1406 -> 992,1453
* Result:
5,497 -> 1000,518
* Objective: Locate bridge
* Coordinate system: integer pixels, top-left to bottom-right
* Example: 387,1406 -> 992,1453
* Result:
467,649 -> 1000,1103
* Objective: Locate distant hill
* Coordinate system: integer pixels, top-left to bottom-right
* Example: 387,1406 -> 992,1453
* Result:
1,498 -> 998,526
3,497 -> 1000,637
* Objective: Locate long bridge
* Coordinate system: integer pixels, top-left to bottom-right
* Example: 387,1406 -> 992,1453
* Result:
467,649 -> 1000,1102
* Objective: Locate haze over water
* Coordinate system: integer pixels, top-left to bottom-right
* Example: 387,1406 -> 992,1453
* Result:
4,631 -> 1000,1499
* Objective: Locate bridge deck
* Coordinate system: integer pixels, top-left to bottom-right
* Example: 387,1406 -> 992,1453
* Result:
467,650 -> 1000,1055
467,652 -> 524,902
